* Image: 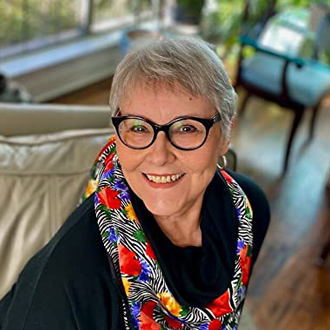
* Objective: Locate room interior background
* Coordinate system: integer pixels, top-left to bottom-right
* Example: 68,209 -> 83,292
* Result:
0,1 -> 330,329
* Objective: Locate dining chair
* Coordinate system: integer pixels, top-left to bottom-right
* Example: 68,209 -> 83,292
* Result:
235,1 -> 330,175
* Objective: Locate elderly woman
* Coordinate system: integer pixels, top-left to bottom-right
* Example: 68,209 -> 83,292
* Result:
0,37 -> 270,330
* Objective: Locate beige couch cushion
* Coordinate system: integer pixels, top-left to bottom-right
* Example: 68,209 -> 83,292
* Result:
0,128 -> 112,299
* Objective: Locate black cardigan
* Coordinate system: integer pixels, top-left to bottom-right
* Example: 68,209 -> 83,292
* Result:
0,171 -> 270,330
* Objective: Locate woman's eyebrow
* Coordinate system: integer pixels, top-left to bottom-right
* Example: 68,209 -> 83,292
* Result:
119,112 -> 211,121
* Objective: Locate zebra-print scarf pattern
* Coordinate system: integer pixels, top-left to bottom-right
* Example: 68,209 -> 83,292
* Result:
85,136 -> 253,330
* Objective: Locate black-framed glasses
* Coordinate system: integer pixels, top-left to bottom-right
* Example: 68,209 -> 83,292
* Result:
111,112 -> 221,150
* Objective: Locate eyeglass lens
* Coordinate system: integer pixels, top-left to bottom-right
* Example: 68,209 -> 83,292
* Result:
118,118 -> 207,149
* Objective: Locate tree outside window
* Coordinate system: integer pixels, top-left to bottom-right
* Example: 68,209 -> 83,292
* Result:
0,0 -> 155,58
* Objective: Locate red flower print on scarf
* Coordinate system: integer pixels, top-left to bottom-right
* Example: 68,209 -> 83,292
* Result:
206,290 -> 233,317
146,239 -> 157,260
103,156 -> 114,172
98,187 -> 121,209
239,245 -> 252,286
164,315 -> 183,329
208,319 -> 222,330
118,244 -> 142,276
140,301 -> 161,330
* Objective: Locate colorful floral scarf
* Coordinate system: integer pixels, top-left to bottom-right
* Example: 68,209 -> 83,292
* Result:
83,136 -> 253,330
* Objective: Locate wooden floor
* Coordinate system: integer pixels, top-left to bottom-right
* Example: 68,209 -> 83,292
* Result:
232,96 -> 330,330
51,78 -> 330,330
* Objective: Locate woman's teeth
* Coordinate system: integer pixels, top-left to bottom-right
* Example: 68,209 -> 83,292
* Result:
145,173 -> 184,183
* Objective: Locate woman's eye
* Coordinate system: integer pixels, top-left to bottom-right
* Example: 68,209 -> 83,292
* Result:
178,125 -> 197,133
130,125 -> 148,133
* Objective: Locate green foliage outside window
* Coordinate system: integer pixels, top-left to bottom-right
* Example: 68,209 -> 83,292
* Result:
0,0 -> 79,49
93,0 -> 153,24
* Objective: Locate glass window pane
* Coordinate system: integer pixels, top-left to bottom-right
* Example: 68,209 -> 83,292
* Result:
0,0 -> 85,57
93,0 -> 133,22
92,0 -> 154,31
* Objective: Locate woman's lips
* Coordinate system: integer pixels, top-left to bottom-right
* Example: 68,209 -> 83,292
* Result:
145,173 -> 184,183
142,173 -> 185,188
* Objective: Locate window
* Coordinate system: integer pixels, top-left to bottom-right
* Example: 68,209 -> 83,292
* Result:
92,0 -> 154,31
0,0 -> 156,58
0,0 -> 86,57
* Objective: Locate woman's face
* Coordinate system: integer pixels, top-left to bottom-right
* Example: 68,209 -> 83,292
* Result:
116,84 -> 229,219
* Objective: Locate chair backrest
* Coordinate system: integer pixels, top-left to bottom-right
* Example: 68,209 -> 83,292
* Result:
0,103 -> 111,136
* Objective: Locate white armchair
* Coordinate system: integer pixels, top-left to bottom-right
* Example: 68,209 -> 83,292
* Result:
0,102 -> 113,299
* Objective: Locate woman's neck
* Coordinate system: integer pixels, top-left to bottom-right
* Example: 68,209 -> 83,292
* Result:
153,204 -> 203,248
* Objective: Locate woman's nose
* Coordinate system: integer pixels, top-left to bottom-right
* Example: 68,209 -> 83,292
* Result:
146,132 -> 176,165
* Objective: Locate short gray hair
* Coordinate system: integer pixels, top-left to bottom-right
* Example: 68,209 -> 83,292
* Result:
109,36 -> 237,139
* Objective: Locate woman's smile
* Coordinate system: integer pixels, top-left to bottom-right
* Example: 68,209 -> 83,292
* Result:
142,172 -> 185,188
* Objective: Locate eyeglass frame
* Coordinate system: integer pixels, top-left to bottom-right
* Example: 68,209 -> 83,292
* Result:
111,110 -> 221,151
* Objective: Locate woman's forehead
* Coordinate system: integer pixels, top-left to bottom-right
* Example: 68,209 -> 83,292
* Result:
119,83 -> 216,121
122,79 -> 192,100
